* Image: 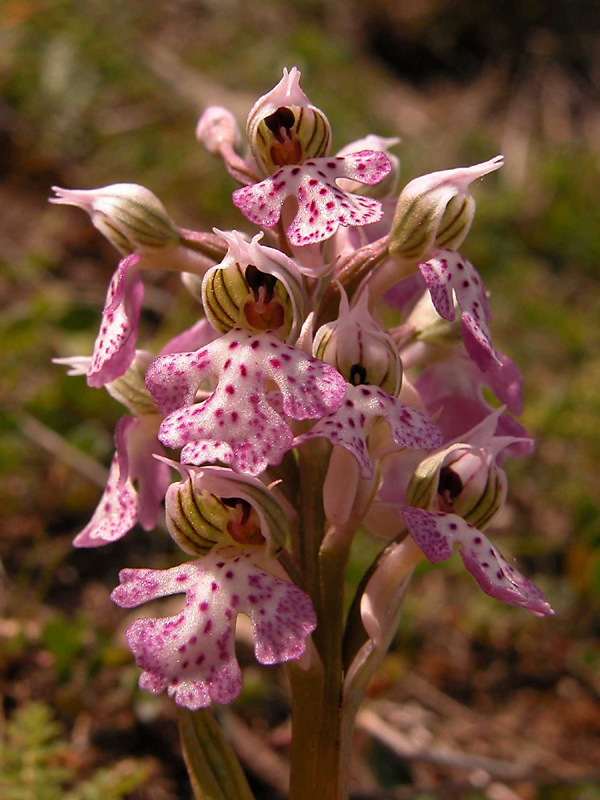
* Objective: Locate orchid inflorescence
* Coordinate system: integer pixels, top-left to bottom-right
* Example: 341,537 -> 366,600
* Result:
52,66 -> 551,796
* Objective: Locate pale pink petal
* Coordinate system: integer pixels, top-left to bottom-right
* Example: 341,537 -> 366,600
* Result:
110,546 -> 317,709
232,151 -> 391,246
415,357 -> 527,444
87,254 -> 144,388
126,418 -> 171,531
403,507 -> 553,616
382,270 -> 427,314
159,318 -> 218,356
74,416 -> 168,546
478,349 -> 524,416
294,383 -> 442,479
147,328 -> 347,476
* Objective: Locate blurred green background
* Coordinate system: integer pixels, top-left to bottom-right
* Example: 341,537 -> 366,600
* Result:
1,0 -> 599,798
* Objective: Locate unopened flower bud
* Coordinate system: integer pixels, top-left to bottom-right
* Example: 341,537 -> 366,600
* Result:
104,351 -> 157,416
164,464 -> 290,557
336,135 -> 400,198
246,67 -> 331,176
314,289 -> 402,395
406,433 -> 509,530
50,183 -> 180,256
202,230 -> 304,342
389,156 -> 503,260
196,105 -> 242,155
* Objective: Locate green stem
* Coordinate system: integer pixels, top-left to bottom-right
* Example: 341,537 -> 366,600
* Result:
289,442 -> 355,800
287,658 -> 325,800
312,524 -> 355,800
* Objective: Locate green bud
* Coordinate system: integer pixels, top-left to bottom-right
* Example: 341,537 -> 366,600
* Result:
51,183 -> 180,256
389,156 -> 503,261
314,290 -> 402,394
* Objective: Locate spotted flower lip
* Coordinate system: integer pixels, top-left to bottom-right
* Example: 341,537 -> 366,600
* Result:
402,507 -> 553,616
73,415 -> 170,548
418,248 -> 507,372
293,383 -> 442,479
111,544 -> 317,709
87,254 -> 144,388
232,150 -> 392,247
145,327 -> 347,476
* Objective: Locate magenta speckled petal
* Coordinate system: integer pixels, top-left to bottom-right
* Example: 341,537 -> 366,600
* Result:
110,546 -> 317,709
74,416 -> 168,547
232,151 -> 391,246
403,507 -> 553,616
87,254 -> 144,388
147,328 -> 346,475
419,248 -> 499,363
74,417 -> 139,547
294,383 -> 442,479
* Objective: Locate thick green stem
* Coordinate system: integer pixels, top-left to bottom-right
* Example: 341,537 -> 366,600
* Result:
312,526 -> 354,800
287,658 -> 325,800
288,443 -> 354,800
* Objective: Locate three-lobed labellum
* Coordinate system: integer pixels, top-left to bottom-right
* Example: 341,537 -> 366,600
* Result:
111,545 -> 317,709
232,151 -> 392,246
146,327 -> 347,476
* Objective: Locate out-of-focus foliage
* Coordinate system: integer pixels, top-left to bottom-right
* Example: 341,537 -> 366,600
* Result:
0,702 -> 148,800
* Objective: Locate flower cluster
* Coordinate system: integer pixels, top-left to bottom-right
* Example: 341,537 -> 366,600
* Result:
54,67 -> 552,712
